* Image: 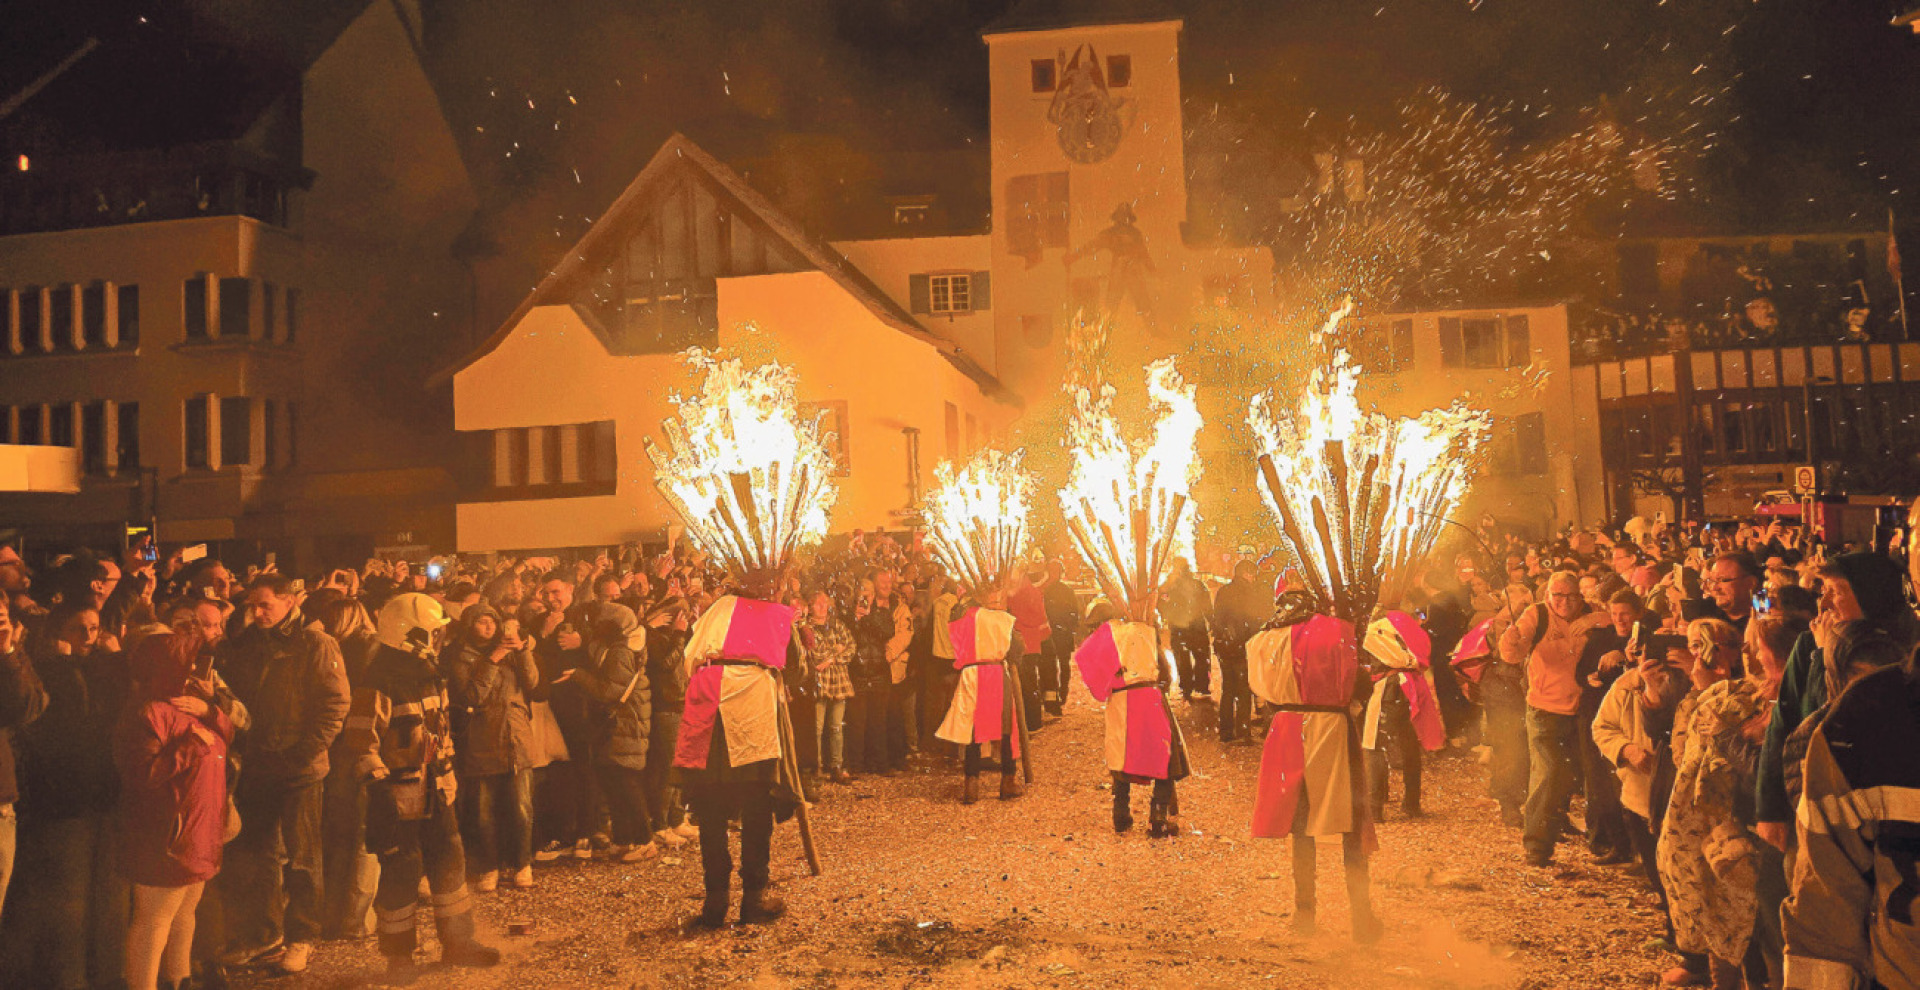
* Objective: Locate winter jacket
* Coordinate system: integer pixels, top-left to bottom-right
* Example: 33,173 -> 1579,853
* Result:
1008,584 -> 1051,656
1212,577 -> 1271,654
220,609 -> 350,787
647,627 -> 690,714
343,643 -> 459,814
849,604 -> 894,689
0,646 -> 48,806
1591,666 -> 1689,820
574,604 -> 649,770
17,647 -> 125,821
115,693 -> 235,886
446,636 -> 539,778
1782,665 -> 1920,990
1158,572 -> 1212,631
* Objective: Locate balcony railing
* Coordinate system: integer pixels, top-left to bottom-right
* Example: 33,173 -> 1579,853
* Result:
0,142 -> 310,236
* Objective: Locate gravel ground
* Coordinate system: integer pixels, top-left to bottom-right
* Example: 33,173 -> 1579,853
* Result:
242,690 -> 1675,989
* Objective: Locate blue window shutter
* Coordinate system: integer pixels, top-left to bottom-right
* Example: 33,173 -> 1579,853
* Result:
970,271 -> 991,311
909,274 -> 931,314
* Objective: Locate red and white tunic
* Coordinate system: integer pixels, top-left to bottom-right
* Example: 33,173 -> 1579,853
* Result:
673,595 -> 795,772
935,607 -> 1020,758
1246,615 -> 1368,840
1074,620 -> 1188,782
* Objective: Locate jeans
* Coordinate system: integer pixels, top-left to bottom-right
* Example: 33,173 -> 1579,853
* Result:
786,698 -> 818,774
534,730 -> 601,847
816,698 -> 847,772
1522,707 -> 1578,861
688,782 -> 774,895
644,711 -> 686,830
1169,624 -> 1212,696
846,683 -> 892,771
459,770 -> 533,872
596,764 -> 653,846
1049,630 -> 1075,703
322,759 -> 378,938
888,677 -> 915,757
915,661 -> 951,748
1481,675 -> 1529,813
1216,645 -> 1252,740
227,777 -> 324,950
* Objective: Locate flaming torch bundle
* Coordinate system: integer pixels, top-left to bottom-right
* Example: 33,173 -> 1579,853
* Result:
1060,358 -> 1203,613
1248,303 -> 1490,624
923,448 -> 1035,591
644,351 -> 839,574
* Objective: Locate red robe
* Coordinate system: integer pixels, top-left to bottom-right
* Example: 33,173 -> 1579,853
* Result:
1246,615 -> 1371,844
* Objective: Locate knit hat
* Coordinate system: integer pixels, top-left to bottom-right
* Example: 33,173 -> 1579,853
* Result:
1823,552 -> 1909,628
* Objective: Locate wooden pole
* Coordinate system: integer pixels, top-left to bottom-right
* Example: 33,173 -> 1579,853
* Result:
1007,658 -> 1036,785
776,690 -> 823,876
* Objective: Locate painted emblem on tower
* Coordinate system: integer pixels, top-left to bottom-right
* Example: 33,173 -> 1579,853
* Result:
1047,44 -> 1134,164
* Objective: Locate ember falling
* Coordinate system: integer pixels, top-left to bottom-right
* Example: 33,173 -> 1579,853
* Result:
1249,300 -> 1490,624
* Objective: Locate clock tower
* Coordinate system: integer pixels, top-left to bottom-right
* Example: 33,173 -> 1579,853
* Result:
981,0 -> 1190,401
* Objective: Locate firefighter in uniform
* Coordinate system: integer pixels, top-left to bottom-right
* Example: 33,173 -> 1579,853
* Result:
345,593 -> 501,977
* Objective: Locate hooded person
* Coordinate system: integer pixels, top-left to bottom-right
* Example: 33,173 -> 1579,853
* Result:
115,632 -> 237,990
445,603 -> 541,891
1361,612 -> 1446,819
1073,595 -> 1190,838
672,569 -> 805,929
1757,550 -> 1916,842
933,582 -> 1028,805
1245,593 -> 1381,943
574,602 -> 655,863
343,593 -> 500,978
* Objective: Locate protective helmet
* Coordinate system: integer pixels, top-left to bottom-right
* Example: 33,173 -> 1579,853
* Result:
378,592 -> 449,656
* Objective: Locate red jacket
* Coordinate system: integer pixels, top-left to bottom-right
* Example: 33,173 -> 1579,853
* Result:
115,699 -> 233,886
1008,585 -> 1051,657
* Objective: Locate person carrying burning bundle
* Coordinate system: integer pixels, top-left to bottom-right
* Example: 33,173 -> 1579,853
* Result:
1246,594 -> 1380,942
924,449 -> 1038,806
644,354 -> 836,930
1074,597 -> 1191,836
671,575 -> 808,928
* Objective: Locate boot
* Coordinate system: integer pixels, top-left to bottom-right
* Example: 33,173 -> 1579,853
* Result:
1148,799 -> 1172,838
693,890 -> 729,929
962,776 -> 980,805
442,938 -> 501,968
1351,911 -> 1384,944
384,954 -> 421,987
998,774 -> 1025,800
739,887 -> 786,924
1112,793 -> 1133,833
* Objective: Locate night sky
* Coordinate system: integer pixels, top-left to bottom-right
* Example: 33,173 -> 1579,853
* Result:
7,0 -> 1920,241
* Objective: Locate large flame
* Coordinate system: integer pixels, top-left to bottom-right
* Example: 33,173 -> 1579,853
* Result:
1060,358 -> 1203,612
1249,300 -> 1489,622
644,351 -> 839,574
924,448 -> 1034,592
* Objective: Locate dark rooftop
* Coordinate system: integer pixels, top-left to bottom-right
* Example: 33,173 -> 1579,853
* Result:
982,0 -> 1182,37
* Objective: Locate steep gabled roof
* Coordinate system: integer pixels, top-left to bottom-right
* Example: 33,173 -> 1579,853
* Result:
433,133 -> 1016,405
982,0 -> 1182,37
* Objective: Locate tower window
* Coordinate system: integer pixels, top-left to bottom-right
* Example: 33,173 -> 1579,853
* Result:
1107,55 -> 1132,87
1031,59 -> 1056,93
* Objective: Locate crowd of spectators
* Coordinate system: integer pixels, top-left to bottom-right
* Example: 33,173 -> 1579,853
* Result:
0,505 -> 1916,988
